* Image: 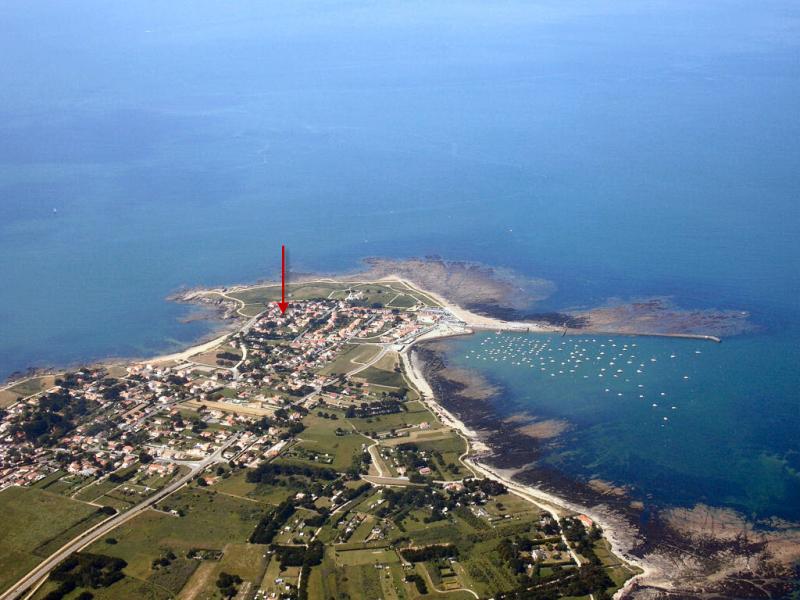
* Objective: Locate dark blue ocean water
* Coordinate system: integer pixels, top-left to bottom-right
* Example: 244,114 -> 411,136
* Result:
1,2 -> 798,516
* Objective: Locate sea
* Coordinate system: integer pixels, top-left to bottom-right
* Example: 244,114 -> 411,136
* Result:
1,1 -> 798,520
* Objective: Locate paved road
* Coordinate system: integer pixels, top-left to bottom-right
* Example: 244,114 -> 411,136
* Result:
1,435 -> 241,600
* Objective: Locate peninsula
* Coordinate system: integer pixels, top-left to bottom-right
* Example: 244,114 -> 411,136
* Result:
0,274 -> 643,600
1,259 -> 783,600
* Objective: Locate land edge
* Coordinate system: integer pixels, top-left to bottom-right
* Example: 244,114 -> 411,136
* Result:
165,274 -> 653,596
398,332 -> 652,600
3,274 -> 650,596
0,274 -> 648,600
1,269 -> 726,389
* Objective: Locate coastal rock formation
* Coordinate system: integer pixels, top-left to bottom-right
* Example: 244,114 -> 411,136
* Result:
358,256 -> 556,309
414,341 -> 798,600
575,297 -> 755,338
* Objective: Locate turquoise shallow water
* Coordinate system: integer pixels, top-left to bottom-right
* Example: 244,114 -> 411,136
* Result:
0,1 -> 798,519
442,330 -> 800,521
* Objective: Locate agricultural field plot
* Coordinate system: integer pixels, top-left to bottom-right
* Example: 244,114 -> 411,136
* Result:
227,282 -> 344,305
407,434 -> 470,480
357,364 -> 407,389
318,343 -> 382,376
72,477 -> 124,502
0,375 -> 57,407
286,413 -> 371,472
0,487 -> 105,594
272,508 -> 320,545
260,559 -> 300,598
147,558 -> 201,597
95,482 -> 160,512
180,543 -> 267,599
32,574 -> 172,600
212,469 -> 308,506
84,487 -> 263,581
347,400 -> 439,435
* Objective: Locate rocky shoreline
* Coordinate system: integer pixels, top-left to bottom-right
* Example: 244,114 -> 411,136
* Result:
412,341 -> 799,599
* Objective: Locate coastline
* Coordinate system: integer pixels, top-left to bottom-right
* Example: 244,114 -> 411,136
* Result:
399,334 -> 655,598
3,268 -> 793,597
139,274 -> 657,592
114,274 -> 736,383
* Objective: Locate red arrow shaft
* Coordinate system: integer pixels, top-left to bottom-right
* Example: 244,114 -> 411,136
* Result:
281,244 -> 286,303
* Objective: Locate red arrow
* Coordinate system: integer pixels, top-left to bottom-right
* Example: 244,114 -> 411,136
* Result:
277,245 -> 289,314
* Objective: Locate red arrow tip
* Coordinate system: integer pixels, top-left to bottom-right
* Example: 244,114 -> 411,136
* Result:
277,301 -> 289,314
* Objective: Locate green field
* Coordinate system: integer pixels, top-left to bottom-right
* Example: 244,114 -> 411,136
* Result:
318,343 -> 382,376
226,280 -> 441,312
335,547 -> 399,566
228,282 -> 344,305
284,413 -> 371,471
356,352 -> 410,391
0,487 -> 103,594
170,542 -> 267,599
347,399 -> 437,434
85,488 -> 263,581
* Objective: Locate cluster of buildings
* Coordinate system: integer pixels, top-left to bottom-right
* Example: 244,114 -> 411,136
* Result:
0,294 -> 451,497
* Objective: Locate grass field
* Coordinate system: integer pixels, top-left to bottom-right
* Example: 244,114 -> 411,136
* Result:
85,488 -> 263,581
285,413 -> 371,472
335,547 -> 399,566
358,366 -> 405,388
175,543 -> 267,599
318,343 -> 382,376
0,487 -> 103,594
347,399 -> 438,435
213,469 -> 311,506
0,375 -> 56,407
228,282 -> 344,305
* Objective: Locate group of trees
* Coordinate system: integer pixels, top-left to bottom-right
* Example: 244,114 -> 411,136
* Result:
404,573 -> 428,594
497,520 -> 614,600
14,388 -> 94,447
216,572 -> 242,598
249,499 -> 296,544
246,461 -> 338,486
400,544 -> 458,562
45,553 -> 127,600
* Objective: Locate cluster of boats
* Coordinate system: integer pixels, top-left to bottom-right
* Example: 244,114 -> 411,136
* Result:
465,335 -> 705,425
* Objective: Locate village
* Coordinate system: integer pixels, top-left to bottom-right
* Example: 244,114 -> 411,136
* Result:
0,281 -> 634,600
